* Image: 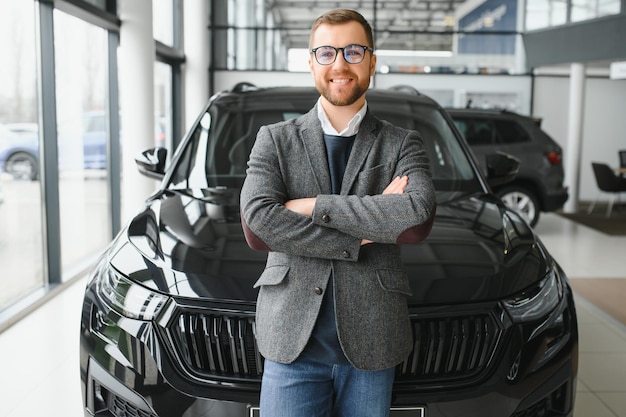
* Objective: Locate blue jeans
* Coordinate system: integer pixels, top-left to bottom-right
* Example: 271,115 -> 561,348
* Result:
260,356 -> 395,417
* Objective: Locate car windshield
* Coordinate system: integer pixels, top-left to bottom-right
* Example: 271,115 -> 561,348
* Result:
166,90 -> 482,201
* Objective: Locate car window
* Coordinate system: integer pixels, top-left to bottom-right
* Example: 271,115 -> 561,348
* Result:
168,92 -> 481,196
370,101 -> 475,188
453,118 -> 494,146
169,99 -> 305,190
493,120 -> 530,144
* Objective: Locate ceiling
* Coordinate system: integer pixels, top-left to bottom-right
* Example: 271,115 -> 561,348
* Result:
265,0 -> 468,52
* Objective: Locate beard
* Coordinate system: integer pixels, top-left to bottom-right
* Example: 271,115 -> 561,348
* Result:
316,74 -> 369,106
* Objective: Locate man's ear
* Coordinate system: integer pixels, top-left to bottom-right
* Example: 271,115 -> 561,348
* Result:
370,53 -> 377,76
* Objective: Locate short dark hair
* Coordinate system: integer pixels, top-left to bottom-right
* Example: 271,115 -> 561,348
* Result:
309,9 -> 374,49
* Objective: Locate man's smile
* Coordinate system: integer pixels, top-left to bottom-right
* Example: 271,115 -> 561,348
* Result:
330,77 -> 353,84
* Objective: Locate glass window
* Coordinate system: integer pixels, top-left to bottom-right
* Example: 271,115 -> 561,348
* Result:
526,0 -> 620,29
455,118 -> 495,146
54,10 -> 111,278
0,0 -> 45,310
571,0 -> 621,22
525,0 -> 568,30
494,120 -> 530,144
154,62 -> 172,150
153,0 -> 174,46
597,0 -> 621,15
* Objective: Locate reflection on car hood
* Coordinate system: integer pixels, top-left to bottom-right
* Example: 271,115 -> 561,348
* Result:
109,189 -> 549,305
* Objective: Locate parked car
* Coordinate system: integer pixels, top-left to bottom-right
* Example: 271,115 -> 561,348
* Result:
0,115 -> 165,180
0,116 -> 105,180
446,108 -> 569,227
79,84 -> 578,417
0,122 -> 39,180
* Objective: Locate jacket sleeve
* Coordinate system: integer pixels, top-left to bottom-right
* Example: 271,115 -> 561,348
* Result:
312,128 -> 436,245
240,124 -> 363,261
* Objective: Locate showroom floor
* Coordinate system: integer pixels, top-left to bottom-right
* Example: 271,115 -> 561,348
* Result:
0,212 -> 626,417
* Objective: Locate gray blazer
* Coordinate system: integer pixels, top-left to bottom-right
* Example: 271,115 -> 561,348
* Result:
240,104 -> 436,371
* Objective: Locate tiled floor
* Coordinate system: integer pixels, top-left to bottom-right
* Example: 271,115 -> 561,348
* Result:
0,212 -> 625,416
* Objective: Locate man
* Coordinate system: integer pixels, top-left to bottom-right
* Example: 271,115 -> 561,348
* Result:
240,8 -> 436,417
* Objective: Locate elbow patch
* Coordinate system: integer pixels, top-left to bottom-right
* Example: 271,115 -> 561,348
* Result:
241,215 -> 271,252
396,208 -> 436,244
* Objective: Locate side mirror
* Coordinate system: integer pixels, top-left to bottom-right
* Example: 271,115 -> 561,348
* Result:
485,152 -> 520,187
135,147 -> 167,180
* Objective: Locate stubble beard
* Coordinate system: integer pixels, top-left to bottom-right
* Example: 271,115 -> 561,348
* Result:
317,76 -> 369,106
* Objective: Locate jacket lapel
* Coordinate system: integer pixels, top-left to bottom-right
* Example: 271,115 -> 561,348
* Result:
300,108 -> 333,194
340,110 -> 379,194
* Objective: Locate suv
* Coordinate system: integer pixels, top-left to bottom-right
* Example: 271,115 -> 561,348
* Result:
447,108 -> 568,226
79,84 -> 578,417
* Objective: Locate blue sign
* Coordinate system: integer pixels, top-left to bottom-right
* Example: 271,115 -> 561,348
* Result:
458,0 -> 517,55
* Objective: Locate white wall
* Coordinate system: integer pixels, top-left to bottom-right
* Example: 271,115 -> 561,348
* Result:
213,70 -> 626,203
533,75 -> 626,201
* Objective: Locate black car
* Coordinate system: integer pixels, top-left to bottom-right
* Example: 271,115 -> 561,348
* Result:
79,84 -> 578,417
446,108 -> 569,227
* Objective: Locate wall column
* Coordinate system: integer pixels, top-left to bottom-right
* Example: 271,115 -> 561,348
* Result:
183,0 -> 210,132
118,0 -> 158,222
563,63 -> 586,213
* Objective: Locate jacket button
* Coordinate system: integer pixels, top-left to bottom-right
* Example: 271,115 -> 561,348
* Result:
322,214 -> 331,223
314,287 -> 323,295
342,250 -> 351,259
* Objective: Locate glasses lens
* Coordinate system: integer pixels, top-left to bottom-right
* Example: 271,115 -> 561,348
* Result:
315,46 -> 337,65
343,45 -> 366,63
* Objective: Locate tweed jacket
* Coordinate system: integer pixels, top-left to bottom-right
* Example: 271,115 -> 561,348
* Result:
240,104 -> 436,371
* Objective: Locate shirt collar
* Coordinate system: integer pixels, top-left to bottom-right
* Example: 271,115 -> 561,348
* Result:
316,97 -> 367,137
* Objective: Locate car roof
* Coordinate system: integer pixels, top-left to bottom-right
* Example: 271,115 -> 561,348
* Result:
216,83 -> 443,109
446,108 -> 522,116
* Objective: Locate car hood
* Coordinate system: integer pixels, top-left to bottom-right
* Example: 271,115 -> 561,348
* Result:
109,188 -> 549,305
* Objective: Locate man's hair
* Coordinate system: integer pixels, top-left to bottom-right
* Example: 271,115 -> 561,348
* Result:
309,9 -> 374,49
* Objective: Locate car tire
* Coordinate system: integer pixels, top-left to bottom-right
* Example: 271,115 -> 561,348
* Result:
6,152 -> 39,181
497,185 -> 540,227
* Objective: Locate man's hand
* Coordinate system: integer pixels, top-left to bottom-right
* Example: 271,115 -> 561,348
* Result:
284,197 -> 316,217
383,175 -> 408,195
362,176 -> 408,245
284,176 -> 408,245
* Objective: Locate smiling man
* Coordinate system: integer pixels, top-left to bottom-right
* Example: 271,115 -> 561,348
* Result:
240,9 -> 436,417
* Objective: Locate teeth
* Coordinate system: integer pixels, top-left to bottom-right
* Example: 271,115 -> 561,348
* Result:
332,79 -> 350,84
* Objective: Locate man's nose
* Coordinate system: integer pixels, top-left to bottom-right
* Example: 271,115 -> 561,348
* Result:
332,50 -> 350,67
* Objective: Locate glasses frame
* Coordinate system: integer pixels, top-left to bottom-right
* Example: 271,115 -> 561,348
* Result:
310,44 -> 373,65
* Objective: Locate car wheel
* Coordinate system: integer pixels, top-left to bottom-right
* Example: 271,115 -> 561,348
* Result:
497,186 -> 540,227
6,152 -> 39,181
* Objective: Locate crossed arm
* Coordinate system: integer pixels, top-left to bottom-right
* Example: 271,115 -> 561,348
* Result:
284,176 -> 409,246
240,123 -> 436,258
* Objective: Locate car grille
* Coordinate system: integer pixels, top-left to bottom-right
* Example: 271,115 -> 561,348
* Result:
170,312 -> 263,379
396,313 -> 503,382
168,308 -> 503,384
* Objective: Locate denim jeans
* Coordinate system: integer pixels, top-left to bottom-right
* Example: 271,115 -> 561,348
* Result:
260,356 -> 395,417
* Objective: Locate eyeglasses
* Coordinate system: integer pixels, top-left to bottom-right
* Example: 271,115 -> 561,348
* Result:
310,44 -> 373,65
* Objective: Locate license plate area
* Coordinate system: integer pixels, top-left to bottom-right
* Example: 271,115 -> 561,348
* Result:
249,406 -> 426,416
390,407 -> 426,416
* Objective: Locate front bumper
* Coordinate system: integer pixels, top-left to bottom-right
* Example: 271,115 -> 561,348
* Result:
83,358 -> 576,417
80,281 -> 578,417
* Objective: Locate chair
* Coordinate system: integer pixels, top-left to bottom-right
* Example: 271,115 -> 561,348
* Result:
588,162 -> 626,217
619,149 -> 626,170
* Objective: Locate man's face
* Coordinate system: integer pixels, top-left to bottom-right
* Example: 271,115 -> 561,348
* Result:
308,21 -> 376,108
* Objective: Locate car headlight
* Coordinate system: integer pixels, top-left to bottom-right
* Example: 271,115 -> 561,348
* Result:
503,266 -> 562,323
95,265 -> 168,321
